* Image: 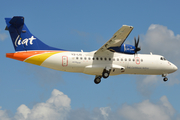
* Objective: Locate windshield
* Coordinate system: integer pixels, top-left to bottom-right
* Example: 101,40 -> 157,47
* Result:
160,57 -> 166,61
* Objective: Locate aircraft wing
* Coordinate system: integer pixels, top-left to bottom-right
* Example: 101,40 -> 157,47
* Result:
95,25 -> 133,54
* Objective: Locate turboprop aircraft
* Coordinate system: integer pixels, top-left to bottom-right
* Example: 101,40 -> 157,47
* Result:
5,16 -> 178,84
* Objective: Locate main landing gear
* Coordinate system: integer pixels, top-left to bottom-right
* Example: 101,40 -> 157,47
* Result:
162,74 -> 168,82
102,69 -> 111,78
94,76 -> 102,84
94,68 -> 111,84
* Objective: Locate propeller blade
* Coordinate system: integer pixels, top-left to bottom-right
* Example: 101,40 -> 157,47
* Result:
134,37 -> 136,46
134,35 -> 141,54
137,35 -> 139,46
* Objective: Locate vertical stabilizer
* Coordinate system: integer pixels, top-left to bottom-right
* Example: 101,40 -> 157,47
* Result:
5,16 -> 63,51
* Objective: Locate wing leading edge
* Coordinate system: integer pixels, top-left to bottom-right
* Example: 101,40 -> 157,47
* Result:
95,25 -> 133,54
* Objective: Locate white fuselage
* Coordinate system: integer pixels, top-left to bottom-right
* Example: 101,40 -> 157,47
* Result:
39,51 -> 177,76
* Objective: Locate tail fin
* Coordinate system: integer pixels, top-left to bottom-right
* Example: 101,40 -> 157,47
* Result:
5,16 -> 63,51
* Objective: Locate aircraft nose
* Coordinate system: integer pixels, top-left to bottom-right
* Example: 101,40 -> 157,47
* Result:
168,62 -> 178,73
173,64 -> 178,71
171,63 -> 178,72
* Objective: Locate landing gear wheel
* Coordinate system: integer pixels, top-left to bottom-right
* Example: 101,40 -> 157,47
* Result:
163,77 -> 168,82
102,69 -> 111,78
94,77 -> 101,84
102,71 -> 109,78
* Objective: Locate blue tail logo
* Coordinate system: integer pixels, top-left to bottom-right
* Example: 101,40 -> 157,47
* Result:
5,16 -> 64,51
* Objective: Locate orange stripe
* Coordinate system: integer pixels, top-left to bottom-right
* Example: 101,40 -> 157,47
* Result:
6,51 -> 66,62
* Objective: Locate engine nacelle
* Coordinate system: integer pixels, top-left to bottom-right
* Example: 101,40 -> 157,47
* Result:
108,44 -> 135,54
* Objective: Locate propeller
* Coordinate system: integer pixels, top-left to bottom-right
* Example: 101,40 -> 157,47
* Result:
134,35 -> 141,54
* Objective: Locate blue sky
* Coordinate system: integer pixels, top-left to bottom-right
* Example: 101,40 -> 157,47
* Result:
0,0 -> 180,120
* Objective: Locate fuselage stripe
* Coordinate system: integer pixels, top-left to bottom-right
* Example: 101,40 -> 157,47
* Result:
24,51 -> 65,65
6,51 -> 66,66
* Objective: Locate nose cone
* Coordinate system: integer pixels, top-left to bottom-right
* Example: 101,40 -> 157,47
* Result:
171,63 -> 178,73
173,64 -> 178,71
168,62 -> 178,73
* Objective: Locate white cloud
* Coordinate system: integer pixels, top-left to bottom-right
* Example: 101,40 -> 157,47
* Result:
0,89 -> 179,120
15,104 -> 31,119
100,107 -> 111,120
0,107 -> 10,120
118,96 -> 175,120
141,24 -> 180,66
14,89 -> 71,120
66,96 -> 179,120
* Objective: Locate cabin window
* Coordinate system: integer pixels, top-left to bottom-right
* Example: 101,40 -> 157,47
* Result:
84,57 -> 86,60
133,59 -> 135,61
141,59 -> 143,62
109,58 -> 111,61
104,58 -> 107,61
125,58 -> 127,61
117,58 -> 119,61
113,58 -> 115,61
88,57 -> 91,60
76,57 -> 78,60
100,57 -> 103,60
129,58 -> 131,61
96,57 -> 99,60
80,57 -> 83,60
121,58 -> 123,61
93,58 -> 95,60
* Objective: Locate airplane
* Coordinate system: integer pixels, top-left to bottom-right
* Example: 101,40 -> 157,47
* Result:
4,16 -> 178,84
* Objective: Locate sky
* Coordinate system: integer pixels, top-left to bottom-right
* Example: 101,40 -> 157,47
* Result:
0,0 -> 180,120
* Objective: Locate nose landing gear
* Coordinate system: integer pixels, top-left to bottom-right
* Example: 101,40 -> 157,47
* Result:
162,74 -> 168,82
163,77 -> 168,82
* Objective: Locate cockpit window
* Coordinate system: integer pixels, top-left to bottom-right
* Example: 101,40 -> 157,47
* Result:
160,57 -> 166,60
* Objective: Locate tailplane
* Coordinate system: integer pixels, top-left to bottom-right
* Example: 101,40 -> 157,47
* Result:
5,16 -> 63,51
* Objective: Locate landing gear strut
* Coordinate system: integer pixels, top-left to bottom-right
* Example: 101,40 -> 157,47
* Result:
94,76 -> 102,84
162,74 -> 168,82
